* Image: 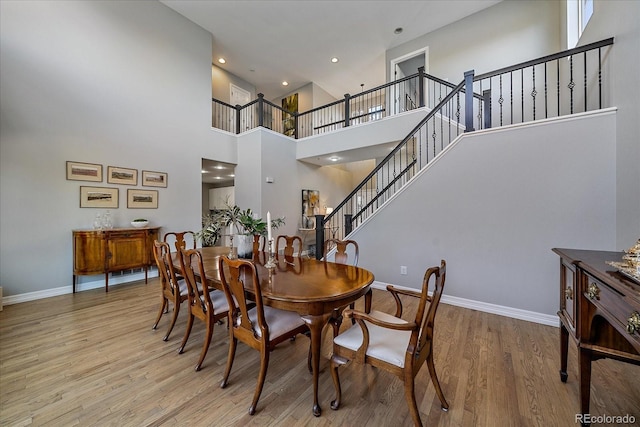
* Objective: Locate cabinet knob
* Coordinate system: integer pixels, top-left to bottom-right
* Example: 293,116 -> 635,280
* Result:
627,311 -> 640,334
587,282 -> 600,300
565,286 -> 573,300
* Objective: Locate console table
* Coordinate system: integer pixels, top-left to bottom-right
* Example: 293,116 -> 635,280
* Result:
73,227 -> 160,292
553,248 -> 640,421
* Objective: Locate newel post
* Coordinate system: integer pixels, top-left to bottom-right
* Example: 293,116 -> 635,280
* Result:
344,94 -> 351,128
464,70 -> 475,132
235,104 -> 241,134
314,214 -> 325,260
418,66 -> 426,108
257,93 -> 264,128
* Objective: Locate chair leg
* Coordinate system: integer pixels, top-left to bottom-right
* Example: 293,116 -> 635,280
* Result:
426,349 -> 449,411
404,376 -> 423,427
329,355 -> 347,410
249,349 -> 269,415
220,336 -> 237,389
364,288 -> 372,314
152,297 -> 167,329
194,316 -> 214,372
178,313 -> 194,354
163,301 -> 180,341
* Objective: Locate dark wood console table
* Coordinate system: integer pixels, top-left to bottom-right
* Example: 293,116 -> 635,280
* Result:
73,227 -> 160,292
553,248 -> 640,421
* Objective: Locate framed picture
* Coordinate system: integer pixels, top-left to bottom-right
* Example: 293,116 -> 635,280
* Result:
141,170 -> 167,188
301,189 -> 319,228
80,186 -> 118,208
127,189 -> 158,209
107,166 -> 137,185
67,161 -> 102,182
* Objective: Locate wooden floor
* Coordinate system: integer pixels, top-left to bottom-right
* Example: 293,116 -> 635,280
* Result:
1,279 -> 639,426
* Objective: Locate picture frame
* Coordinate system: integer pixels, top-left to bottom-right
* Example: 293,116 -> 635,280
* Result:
141,170 -> 168,188
127,189 -> 158,209
80,186 -> 118,208
67,161 -> 103,182
107,166 -> 137,185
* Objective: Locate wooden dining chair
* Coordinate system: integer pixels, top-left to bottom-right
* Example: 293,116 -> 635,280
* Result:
329,260 -> 449,427
218,255 -> 310,415
275,235 -> 302,257
177,248 -> 230,371
164,231 -> 196,252
323,239 -> 371,333
151,241 -> 189,341
252,234 -> 266,254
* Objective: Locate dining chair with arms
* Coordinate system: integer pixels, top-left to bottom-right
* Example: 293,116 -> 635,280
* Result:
163,231 -> 196,252
275,235 -> 303,258
151,241 -> 189,341
218,255 -> 310,415
178,248 -> 230,371
329,260 -> 449,427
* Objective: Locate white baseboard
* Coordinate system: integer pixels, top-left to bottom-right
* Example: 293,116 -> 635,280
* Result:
371,281 -> 559,327
3,276 -> 557,327
3,270 -> 158,306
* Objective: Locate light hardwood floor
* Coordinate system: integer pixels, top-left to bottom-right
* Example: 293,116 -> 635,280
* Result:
1,279 -> 639,426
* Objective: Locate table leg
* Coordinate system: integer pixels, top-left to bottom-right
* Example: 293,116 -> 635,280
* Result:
559,323 -> 568,382
301,312 -> 332,417
578,346 -> 592,425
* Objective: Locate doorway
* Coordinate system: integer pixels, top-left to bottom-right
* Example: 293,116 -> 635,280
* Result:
389,47 -> 429,115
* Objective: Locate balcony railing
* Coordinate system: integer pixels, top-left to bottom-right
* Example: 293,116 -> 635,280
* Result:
212,67 -> 477,138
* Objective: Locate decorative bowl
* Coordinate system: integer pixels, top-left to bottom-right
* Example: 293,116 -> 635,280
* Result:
131,220 -> 149,228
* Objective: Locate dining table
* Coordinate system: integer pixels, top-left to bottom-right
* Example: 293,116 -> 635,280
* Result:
173,246 -> 375,417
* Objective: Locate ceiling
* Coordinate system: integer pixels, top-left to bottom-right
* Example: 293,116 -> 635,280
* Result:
201,159 -> 236,186
161,0 -> 502,101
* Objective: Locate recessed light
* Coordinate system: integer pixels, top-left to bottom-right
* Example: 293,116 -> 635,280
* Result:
282,81 -> 289,86
218,57 -> 226,64
394,27 -> 403,34
329,156 -> 339,162
201,170 -> 207,174
213,165 -> 225,170
331,57 -> 339,63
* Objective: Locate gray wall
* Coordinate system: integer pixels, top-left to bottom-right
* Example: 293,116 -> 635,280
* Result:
351,110 -> 617,316
580,0 -> 640,248
0,1 -> 237,295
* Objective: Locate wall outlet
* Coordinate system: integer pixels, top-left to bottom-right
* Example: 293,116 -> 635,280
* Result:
400,266 -> 407,275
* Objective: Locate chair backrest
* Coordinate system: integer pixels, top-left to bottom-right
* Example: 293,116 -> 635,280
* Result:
275,235 -> 302,257
179,248 -> 214,317
324,239 -> 359,266
218,255 -> 267,341
164,231 -> 196,252
252,234 -> 266,253
153,240 -> 181,295
413,260 -> 446,367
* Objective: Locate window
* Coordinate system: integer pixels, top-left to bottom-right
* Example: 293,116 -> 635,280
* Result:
567,0 -> 594,48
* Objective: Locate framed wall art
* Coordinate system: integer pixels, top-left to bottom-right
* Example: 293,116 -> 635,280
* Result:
80,186 -> 118,208
301,189 -> 319,228
67,161 -> 103,182
141,170 -> 167,188
127,189 -> 158,209
107,166 -> 137,185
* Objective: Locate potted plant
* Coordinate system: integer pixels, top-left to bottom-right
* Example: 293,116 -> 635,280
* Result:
197,204 -> 285,257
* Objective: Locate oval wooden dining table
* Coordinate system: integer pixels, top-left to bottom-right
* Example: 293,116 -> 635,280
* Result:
173,246 -> 374,417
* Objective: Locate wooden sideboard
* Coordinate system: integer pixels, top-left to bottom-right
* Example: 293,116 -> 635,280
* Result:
553,248 -> 640,422
73,227 -> 160,292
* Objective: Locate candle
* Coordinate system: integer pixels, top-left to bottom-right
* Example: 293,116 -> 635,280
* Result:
267,211 -> 272,242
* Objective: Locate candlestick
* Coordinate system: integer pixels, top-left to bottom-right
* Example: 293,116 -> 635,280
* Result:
265,238 -> 276,268
267,211 -> 272,242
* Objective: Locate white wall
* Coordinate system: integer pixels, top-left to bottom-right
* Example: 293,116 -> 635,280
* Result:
352,110 -> 617,316
579,0 -> 640,248
387,1 -> 561,83
0,1 -> 236,296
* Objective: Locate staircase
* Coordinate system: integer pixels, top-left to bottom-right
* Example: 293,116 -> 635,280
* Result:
313,37 -> 614,258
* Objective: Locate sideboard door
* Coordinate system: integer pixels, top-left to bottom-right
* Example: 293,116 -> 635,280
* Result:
106,230 -> 147,272
73,231 -> 106,276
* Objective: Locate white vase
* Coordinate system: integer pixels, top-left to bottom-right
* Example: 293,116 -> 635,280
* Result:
236,234 -> 253,259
